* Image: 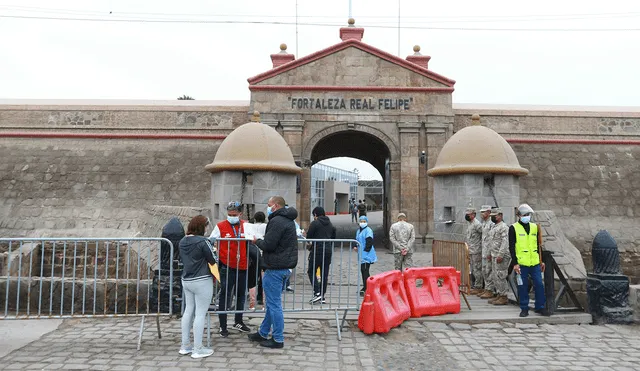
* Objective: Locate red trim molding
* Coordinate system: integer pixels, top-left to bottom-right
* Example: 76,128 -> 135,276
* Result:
0,132 -> 227,140
507,138 -> 640,145
249,85 -> 454,93
247,39 -> 456,87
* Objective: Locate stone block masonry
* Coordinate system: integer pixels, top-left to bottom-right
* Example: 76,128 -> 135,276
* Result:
0,137 -> 221,237
512,143 -> 640,284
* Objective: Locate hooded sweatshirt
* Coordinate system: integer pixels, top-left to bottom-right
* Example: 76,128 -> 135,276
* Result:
178,235 -> 217,282
256,206 -> 299,270
306,215 -> 337,256
160,217 -> 185,270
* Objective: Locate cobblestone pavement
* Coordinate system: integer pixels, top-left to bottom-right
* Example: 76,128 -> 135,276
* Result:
3,315 -> 640,370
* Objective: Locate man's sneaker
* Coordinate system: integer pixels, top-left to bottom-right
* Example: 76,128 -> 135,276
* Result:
233,322 -> 251,333
285,286 -> 295,292
191,347 -> 214,359
260,338 -> 284,349
178,346 -> 193,355
359,290 -> 365,297
309,294 -> 323,304
219,327 -> 229,338
519,310 -> 529,317
248,332 -> 268,342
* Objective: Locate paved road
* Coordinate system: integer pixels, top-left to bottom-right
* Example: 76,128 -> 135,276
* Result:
2,317 -> 639,370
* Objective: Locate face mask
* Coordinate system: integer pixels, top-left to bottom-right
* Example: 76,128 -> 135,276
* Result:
227,216 -> 239,225
464,215 -> 471,222
491,216 -> 497,224
520,216 -> 531,224
266,205 -> 273,216
360,222 -> 368,228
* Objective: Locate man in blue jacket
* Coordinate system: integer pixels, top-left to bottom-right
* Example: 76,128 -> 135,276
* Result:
249,196 -> 298,349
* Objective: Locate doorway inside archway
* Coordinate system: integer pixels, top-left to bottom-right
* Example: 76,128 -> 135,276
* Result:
309,130 -> 391,246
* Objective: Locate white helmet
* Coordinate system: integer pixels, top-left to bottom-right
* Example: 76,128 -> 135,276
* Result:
517,203 -> 534,215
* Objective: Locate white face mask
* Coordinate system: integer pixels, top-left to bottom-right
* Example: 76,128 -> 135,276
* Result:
520,216 -> 531,224
227,216 -> 240,225
359,222 -> 368,228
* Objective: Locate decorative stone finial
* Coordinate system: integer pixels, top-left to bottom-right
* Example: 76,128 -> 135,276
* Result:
413,45 -> 421,53
251,111 -> 261,122
280,43 -> 287,52
471,114 -> 481,125
348,18 -> 355,26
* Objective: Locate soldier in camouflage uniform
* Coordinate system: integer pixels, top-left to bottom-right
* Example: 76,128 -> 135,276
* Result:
464,207 -> 483,295
479,205 -> 495,298
389,212 -> 416,271
488,207 -> 511,305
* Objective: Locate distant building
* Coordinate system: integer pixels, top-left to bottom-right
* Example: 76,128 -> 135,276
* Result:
358,180 -> 383,211
310,163 -> 358,215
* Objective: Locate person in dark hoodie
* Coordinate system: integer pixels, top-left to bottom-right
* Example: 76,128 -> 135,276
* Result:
249,196 -> 298,349
178,215 -> 216,359
306,206 -> 336,304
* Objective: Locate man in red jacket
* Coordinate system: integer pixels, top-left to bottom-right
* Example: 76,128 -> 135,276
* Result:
210,201 -> 251,337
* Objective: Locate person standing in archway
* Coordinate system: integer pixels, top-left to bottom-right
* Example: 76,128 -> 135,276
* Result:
488,207 -> 510,306
351,198 -> 358,223
357,199 -> 367,218
355,215 -> 377,296
306,206 -> 336,304
389,213 -> 415,271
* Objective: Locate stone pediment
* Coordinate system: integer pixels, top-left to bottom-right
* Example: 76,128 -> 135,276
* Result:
248,39 -> 455,92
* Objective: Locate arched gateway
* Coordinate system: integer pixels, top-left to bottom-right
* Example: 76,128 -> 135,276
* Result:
247,19 -> 456,248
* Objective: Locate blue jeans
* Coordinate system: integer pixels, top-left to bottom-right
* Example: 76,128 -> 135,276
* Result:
518,264 -> 546,311
259,269 -> 290,343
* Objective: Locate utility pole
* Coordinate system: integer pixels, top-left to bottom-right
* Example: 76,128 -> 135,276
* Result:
397,0 -> 401,56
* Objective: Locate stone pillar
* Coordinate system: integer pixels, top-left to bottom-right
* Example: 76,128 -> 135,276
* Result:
425,119 -> 449,235
298,160 -> 312,230
586,230 -> 633,324
388,160 -> 402,239
398,122 -> 423,242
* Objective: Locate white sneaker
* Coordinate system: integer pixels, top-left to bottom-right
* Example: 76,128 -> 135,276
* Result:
179,346 -> 193,355
191,347 -> 214,359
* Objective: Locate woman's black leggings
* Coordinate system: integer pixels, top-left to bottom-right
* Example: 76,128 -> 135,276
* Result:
361,263 -> 372,291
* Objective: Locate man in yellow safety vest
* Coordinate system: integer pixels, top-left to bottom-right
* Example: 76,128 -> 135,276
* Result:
509,203 -> 548,317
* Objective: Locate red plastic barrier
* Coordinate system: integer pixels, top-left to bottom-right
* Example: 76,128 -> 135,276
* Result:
358,270 -> 411,334
357,294 -> 375,335
403,267 -> 461,317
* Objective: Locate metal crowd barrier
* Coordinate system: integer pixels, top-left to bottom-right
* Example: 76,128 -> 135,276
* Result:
0,238 -> 174,350
203,238 -> 362,341
432,239 -> 472,310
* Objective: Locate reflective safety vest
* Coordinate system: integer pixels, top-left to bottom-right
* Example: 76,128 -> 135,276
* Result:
513,222 -> 539,267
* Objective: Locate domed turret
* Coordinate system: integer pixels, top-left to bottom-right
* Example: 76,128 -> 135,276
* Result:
427,117 -> 528,176
205,111 -> 301,174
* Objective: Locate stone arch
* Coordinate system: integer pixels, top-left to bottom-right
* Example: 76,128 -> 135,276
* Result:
301,123 -> 400,168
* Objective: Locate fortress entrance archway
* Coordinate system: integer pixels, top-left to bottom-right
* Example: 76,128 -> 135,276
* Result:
309,128 -> 391,237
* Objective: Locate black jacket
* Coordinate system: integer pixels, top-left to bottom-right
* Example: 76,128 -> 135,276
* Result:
256,207 -> 299,270
178,235 -> 217,282
306,216 -> 336,256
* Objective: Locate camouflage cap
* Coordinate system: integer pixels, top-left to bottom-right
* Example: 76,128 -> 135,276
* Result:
465,207 -> 476,214
490,207 -> 503,216
480,205 -> 492,212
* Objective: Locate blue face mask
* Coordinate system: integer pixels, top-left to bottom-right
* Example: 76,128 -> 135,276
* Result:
520,216 -> 531,224
266,205 -> 273,216
227,216 -> 240,225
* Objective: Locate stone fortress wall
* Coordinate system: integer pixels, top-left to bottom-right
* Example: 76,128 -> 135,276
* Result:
1,101 -> 640,283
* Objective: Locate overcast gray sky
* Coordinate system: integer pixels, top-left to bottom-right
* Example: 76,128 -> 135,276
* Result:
1,0 -> 639,180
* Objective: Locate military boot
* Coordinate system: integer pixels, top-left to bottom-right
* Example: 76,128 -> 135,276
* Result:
479,291 -> 495,299
470,288 -> 482,295
491,295 -> 508,305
